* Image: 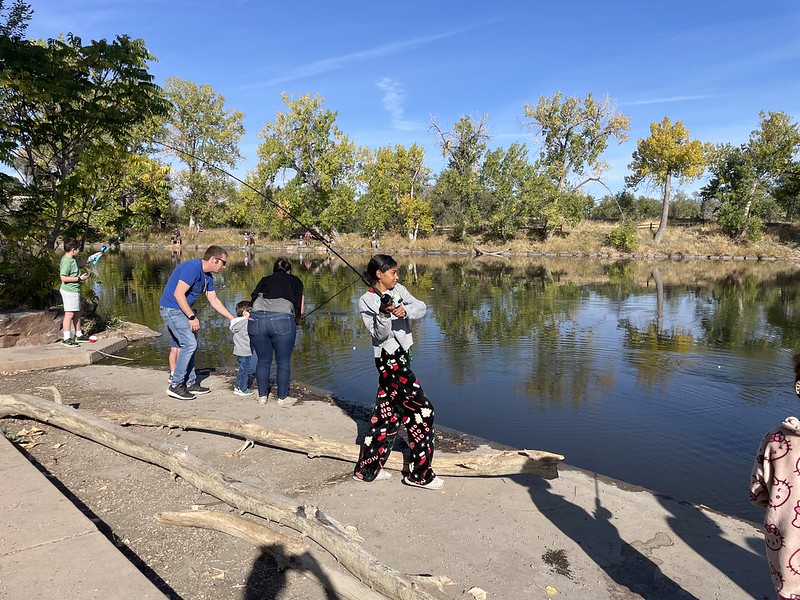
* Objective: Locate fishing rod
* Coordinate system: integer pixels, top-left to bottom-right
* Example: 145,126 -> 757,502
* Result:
157,141 -> 372,290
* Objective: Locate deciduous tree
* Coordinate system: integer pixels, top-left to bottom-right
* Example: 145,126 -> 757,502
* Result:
703,111 -> 800,240
429,114 -> 490,239
162,77 -> 244,228
480,143 -> 541,240
524,93 -> 629,192
0,32 -> 169,250
255,93 -> 361,237
362,143 -> 430,240
523,93 -> 629,236
627,117 -> 710,243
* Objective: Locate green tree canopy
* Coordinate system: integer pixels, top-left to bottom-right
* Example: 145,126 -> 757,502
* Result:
429,114 -> 490,238
480,142 -> 542,240
524,92 -> 630,194
702,111 -> 800,240
361,143 -> 431,240
0,31 -> 169,250
162,76 -> 245,228
254,92 -> 362,237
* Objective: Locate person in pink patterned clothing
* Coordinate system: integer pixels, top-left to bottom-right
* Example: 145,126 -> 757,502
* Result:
750,355 -> 800,600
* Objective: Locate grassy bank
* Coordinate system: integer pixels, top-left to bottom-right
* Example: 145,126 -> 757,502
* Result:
125,221 -> 800,260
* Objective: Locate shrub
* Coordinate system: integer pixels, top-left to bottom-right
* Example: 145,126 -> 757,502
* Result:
606,220 -> 639,252
0,244 -> 58,309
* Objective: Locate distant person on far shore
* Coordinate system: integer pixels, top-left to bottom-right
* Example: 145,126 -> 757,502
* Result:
750,354 -> 800,599
58,239 -> 102,347
159,245 -> 235,401
352,254 -> 443,490
230,300 -> 256,397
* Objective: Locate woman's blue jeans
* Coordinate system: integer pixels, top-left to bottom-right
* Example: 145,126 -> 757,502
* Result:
248,311 -> 296,398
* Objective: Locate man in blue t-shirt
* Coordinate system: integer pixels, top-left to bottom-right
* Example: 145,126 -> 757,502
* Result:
159,245 -> 235,400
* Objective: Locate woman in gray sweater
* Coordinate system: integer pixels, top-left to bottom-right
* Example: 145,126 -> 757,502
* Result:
352,254 -> 443,490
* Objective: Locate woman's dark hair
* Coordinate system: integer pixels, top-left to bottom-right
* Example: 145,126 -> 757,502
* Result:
273,257 -> 292,273
363,254 -> 397,285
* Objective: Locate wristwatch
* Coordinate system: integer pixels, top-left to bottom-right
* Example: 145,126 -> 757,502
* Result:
188,314 -> 196,321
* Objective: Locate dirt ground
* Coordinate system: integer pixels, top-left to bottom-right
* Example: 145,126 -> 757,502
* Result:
1,363 -> 774,600
0,364 -> 480,600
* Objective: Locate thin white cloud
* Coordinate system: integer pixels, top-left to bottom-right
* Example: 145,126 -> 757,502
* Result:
239,29 -> 469,91
624,95 -> 718,106
377,78 -> 423,132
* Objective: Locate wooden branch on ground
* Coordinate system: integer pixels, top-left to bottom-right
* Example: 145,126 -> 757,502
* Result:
156,511 -> 390,600
0,393 -> 451,600
473,246 -> 509,257
100,411 -> 564,479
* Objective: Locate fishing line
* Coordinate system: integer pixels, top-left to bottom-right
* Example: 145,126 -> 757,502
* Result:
157,141 -> 372,288
301,276 -> 360,320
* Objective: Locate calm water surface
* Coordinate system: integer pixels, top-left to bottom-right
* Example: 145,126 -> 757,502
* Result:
92,247 -> 800,521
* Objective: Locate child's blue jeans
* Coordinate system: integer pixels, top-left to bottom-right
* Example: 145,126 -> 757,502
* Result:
235,354 -> 255,391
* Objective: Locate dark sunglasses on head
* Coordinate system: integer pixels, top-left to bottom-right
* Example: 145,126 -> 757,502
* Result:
215,257 -> 227,266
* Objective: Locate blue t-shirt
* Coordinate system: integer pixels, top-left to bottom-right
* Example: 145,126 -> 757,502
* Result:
159,258 -> 215,309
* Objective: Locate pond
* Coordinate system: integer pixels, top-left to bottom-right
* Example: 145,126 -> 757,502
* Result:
90,246 -> 800,522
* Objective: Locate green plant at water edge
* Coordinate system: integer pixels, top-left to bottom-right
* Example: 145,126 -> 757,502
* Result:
606,220 -> 639,252
0,243 -> 58,309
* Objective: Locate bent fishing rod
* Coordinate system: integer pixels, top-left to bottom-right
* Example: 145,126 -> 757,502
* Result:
157,141 -> 379,314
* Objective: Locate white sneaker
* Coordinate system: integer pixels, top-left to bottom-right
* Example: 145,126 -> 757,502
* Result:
402,475 -> 444,490
257,395 -> 269,405
234,388 -> 255,397
353,469 -> 392,482
276,396 -> 298,407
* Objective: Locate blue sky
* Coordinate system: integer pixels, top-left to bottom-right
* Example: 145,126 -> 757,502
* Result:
26,0 -> 800,198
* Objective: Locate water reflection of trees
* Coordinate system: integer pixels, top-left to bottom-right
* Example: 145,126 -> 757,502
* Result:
94,251 -> 800,389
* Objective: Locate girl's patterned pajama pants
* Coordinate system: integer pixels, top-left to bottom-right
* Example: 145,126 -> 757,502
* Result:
353,347 -> 437,484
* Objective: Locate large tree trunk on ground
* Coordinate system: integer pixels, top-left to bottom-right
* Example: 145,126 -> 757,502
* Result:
156,511 -> 392,600
100,410 -> 564,479
653,174 -> 672,244
0,393 -> 451,600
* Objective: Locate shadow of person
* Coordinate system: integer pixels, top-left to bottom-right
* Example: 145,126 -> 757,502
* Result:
654,494 -> 772,597
244,547 -> 338,600
244,547 -> 286,599
514,472 -> 697,599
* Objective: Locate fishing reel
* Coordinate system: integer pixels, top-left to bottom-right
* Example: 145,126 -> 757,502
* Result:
380,292 -> 403,307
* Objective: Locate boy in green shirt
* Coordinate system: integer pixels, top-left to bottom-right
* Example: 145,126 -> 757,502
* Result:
59,239 -> 101,347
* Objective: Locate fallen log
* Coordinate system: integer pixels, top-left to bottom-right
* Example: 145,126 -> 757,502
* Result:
100,411 -> 564,479
156,511 -> 389,600
473,246 -> 509,257
0,393 -> 451,600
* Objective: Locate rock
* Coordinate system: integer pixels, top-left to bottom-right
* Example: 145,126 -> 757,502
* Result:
0,311 -> 62,347
0,311 -> 161,347
107,321 -> 162,342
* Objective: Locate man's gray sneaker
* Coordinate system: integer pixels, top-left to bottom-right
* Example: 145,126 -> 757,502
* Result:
167,384 -> 195,401
186,383 -> 211,395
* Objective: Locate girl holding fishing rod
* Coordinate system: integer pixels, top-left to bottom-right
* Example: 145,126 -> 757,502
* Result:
159,145 -> 441,482
352,254 -> 443,490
